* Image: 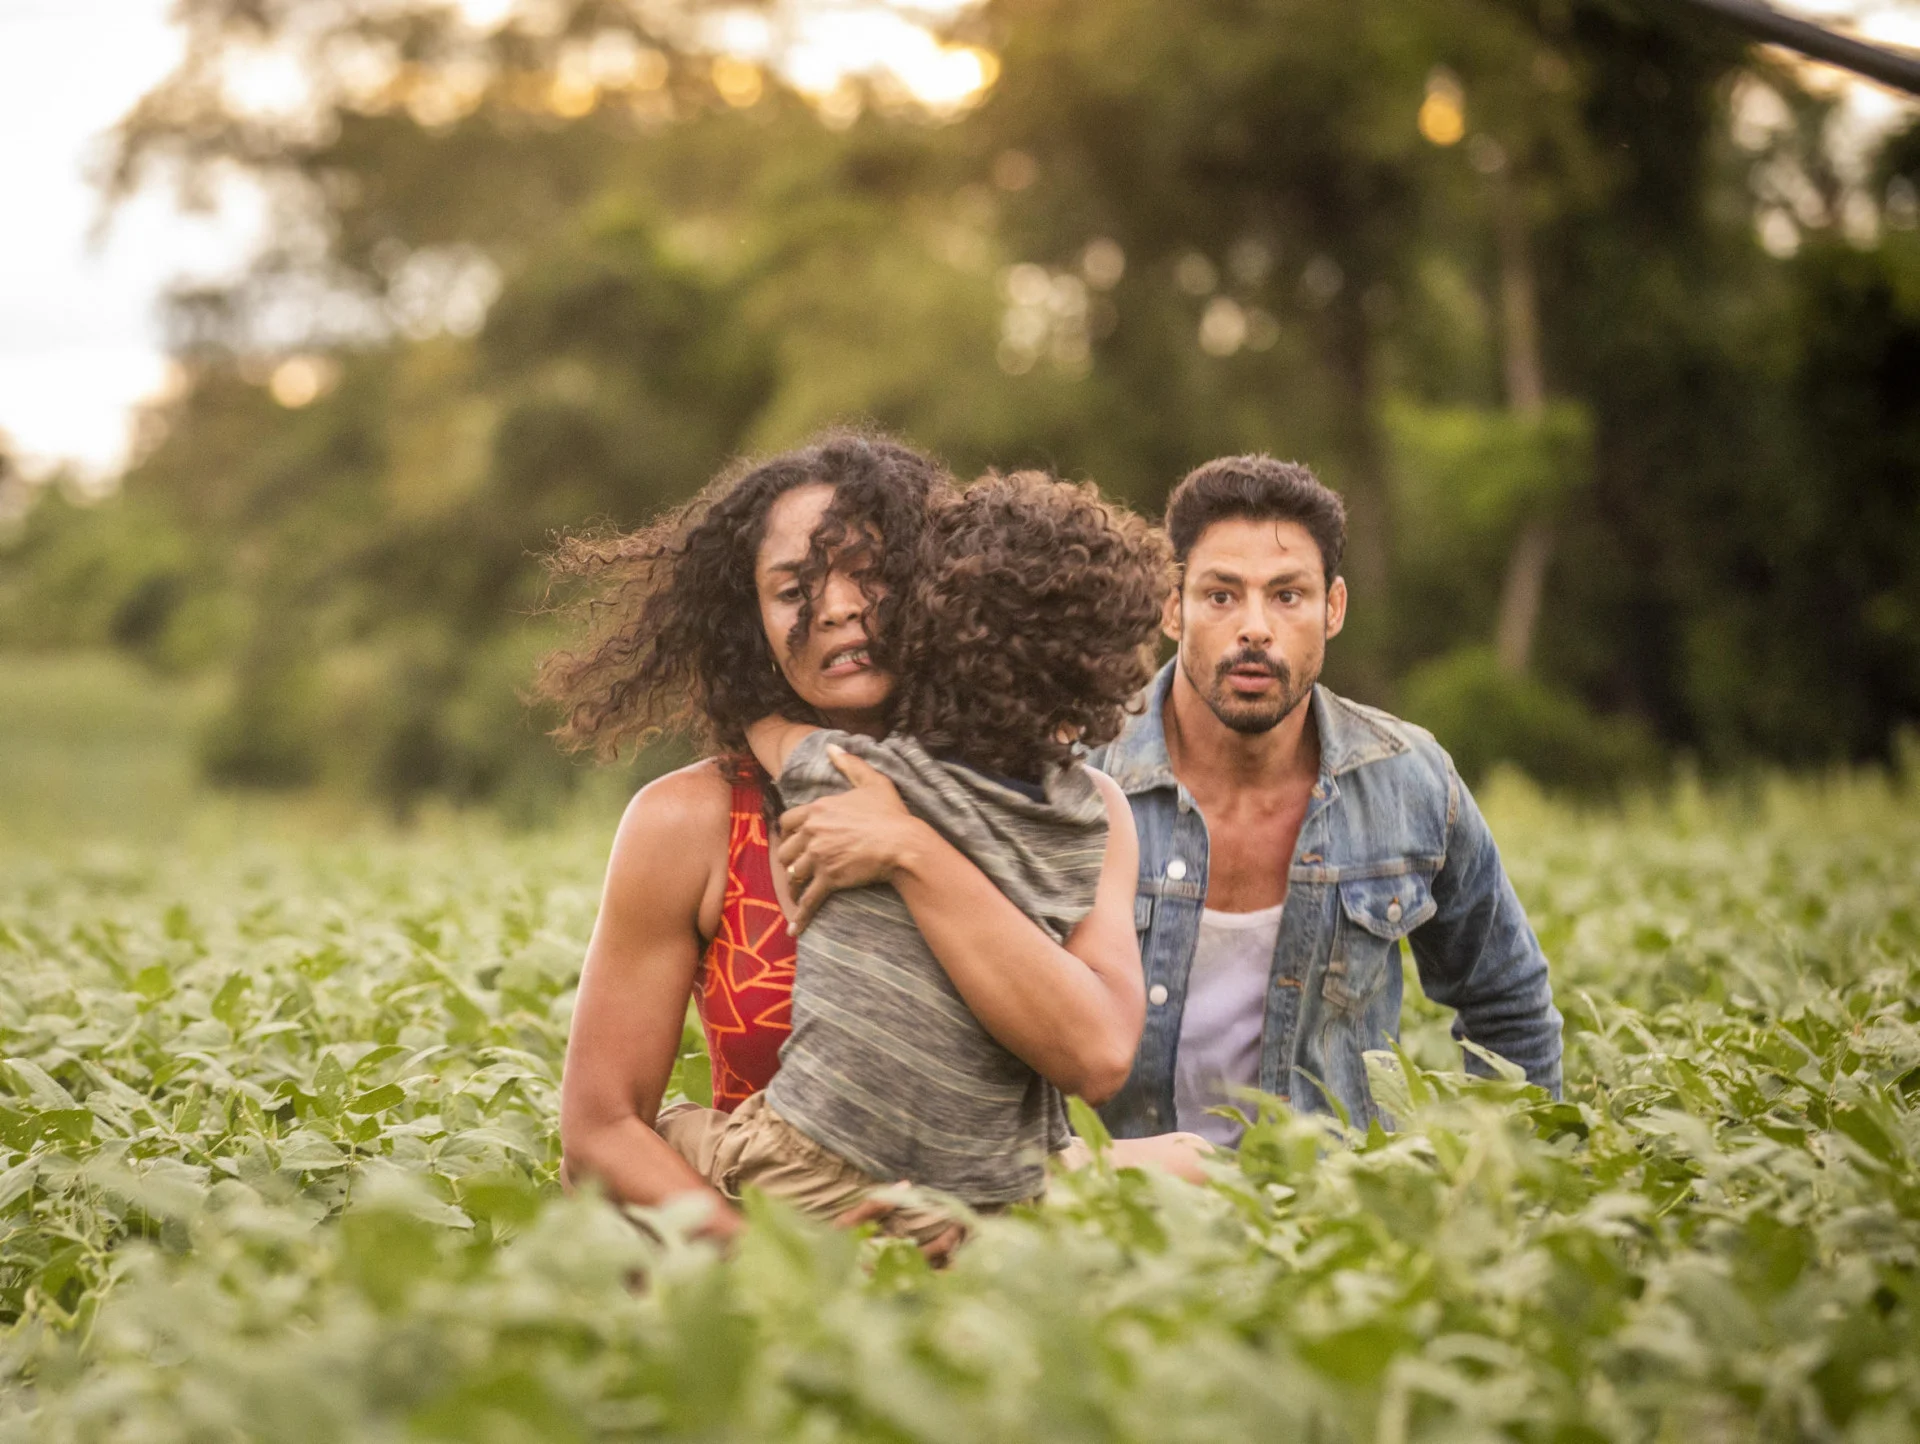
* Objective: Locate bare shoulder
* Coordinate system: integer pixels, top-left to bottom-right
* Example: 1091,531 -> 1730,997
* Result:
609,759 -> 733,868
1085,765 -> 1132,820
1084,766 -> 1139,848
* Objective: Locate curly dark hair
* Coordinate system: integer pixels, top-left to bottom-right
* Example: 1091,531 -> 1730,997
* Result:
535,429 -> 953,759
891,472 -> 1171,782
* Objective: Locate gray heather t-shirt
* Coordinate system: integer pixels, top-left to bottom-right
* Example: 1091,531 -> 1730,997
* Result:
762,730 -> 1108,1205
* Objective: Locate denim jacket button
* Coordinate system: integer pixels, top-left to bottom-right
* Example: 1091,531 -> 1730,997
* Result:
1165,858 -> 1188,881
1387,900 -> 1403,923
1148,984 -> 1169,1006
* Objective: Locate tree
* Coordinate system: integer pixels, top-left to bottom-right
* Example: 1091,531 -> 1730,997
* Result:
10,0 -> 1919,808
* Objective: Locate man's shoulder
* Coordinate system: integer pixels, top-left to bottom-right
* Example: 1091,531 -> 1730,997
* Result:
1324,690 -> 1443,757
1082,709 -> 1156,786
1319,690 -> 1456,796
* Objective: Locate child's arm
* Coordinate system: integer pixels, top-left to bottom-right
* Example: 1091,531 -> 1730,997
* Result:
744,716 -> 820,778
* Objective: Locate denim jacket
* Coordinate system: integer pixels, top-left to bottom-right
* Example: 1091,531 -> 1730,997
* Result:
1087,663 -> 1563,1136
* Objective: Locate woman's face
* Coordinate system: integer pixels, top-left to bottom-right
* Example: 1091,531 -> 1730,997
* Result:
755,483 -> 894,732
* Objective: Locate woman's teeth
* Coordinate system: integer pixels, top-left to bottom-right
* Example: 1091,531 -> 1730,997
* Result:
825,647 -> 870,669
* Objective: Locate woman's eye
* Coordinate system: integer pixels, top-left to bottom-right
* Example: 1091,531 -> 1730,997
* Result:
776,587 -> 802,604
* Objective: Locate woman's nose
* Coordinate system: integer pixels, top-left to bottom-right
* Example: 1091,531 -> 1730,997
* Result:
817,572 -> 864,625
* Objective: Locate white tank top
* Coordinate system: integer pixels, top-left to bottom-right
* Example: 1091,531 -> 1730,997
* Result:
1172,902 -> 1282,1146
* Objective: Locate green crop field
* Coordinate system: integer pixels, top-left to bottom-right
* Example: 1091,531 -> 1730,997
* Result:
2,756 -> 1918,1442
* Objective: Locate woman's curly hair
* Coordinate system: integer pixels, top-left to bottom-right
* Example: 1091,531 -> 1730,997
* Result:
891,472 -> 1171,782
535,429 -> 952,760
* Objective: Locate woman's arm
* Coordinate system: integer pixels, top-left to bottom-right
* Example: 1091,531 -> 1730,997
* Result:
558,763 -> 740,1239
779,751 -> 1145,1104
744,716 -> 818,777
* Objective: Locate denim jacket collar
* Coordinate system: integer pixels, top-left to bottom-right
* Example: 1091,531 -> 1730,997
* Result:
1101,661 -> 1409,796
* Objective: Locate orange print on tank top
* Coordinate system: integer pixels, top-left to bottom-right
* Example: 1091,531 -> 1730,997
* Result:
696,777 -> 797,1111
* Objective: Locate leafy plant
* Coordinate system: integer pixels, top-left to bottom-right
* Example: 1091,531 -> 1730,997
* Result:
2,768 -> 1917,1441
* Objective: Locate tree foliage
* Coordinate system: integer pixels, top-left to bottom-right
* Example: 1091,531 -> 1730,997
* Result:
2,0 -> 1917,807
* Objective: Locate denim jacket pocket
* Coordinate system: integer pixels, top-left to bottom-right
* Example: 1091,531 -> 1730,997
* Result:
1322,872 -> 1437,1016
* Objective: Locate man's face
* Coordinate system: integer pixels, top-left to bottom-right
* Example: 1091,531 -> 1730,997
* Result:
1165,517 -> 1347,735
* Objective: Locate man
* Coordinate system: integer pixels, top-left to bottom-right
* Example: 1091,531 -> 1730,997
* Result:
1090,456 -> 1562,1141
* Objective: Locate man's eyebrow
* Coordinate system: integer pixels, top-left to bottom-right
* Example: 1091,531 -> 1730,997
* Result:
1190,566 -> 1315,588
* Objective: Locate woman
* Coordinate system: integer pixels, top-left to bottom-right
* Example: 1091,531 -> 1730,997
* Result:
543,431 -> 1156,1243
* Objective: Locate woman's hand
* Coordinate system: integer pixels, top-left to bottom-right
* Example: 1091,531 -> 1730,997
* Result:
777,745 -> 930,934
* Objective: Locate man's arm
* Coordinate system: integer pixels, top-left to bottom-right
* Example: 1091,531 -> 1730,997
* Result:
1406,762 -> 1563,1096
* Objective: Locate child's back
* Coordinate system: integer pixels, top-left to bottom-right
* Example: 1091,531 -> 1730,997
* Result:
766,730 -> 1107,1203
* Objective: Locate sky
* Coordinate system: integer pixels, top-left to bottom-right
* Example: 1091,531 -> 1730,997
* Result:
0,0 -> 267,480
0,0 -> 1915,481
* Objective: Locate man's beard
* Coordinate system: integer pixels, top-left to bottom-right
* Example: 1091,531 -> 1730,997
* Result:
1185,644 -> 1317,735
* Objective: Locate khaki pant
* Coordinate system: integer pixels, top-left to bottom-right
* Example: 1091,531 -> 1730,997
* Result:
657,1092 -> 1036,1247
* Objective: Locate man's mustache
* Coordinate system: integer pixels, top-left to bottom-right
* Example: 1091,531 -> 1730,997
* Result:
1214,649 -> 1290,685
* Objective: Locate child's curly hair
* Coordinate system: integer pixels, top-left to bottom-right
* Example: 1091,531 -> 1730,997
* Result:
891,472 -> 1171,782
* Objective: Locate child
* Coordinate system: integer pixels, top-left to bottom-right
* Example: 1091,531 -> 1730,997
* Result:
657,472 -> 1169,1243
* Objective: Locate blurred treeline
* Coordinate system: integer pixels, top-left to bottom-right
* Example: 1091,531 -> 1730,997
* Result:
2,0 -> 1918,818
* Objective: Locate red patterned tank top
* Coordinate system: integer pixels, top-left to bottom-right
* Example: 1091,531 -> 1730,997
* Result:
696,772 -> 797,1112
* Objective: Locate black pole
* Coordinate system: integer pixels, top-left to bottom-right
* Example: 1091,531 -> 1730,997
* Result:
1670,0 -> 1920,96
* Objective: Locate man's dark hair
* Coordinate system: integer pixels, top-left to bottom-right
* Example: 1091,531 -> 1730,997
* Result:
1165,455 -> 1347,584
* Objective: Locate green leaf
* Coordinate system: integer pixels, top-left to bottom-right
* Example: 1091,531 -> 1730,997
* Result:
1458,1038 -> 1528,1083
457,1171 -> 543,1228
315,1052 -> 350,1103
351,1044 -> 409,1077
347,1084 -> 406,1116
162,903 -> 198,944
1832,1100 -> 1900,1166
274,1130 -> 349,1171
131,962 -> 174,1000
37,1109 -> 95,1146
209,972 -> 250,1026
1066,1095 -> 1112,1158
1389,1038 -> 1434,1109
1296,1320 -> 1413,1385
0,1158 -> 37,1211
4,1059 -> 77,1111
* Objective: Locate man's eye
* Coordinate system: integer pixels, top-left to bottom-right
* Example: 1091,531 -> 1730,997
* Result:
1209,591 -> 1233,606
1277,590 -> 1300,604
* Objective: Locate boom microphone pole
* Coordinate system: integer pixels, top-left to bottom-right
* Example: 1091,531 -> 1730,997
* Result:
1669,0 -> 1920,97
